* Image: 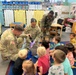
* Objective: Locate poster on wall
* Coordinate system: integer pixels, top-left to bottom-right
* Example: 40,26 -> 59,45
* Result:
61,6 -> 70,18
70,3 -> 76,18
53,5 -> 70,19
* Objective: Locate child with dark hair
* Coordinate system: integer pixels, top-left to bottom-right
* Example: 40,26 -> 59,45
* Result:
65,43 -> 75,66
41,35 -> 50,56
55,45 -> 73,75
50,36 -> 61,55
48,50 -> 66,75
52,36 -> 61,48
70,33 -> 76,45
12,49 -> 28,75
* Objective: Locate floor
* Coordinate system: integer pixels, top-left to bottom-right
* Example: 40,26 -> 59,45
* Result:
0,26 -> 70,75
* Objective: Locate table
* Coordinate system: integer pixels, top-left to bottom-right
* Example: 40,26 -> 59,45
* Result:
72,22 -> 76,34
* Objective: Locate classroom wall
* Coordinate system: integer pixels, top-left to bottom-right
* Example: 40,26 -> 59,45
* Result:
0,0 -> 76,26
0,1 -> 4,25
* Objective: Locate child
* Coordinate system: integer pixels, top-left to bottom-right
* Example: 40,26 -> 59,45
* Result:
22,60 -> 36,75
55,45 -> 73,75
70,33 -> 76,45
50,36 -> 61,55
36,46 -> 50,75
52,36 -> 61,48
65,43 -> 75,66
48,50 -> 66,75
41,35 -> 50,56
12,49 -> 28,75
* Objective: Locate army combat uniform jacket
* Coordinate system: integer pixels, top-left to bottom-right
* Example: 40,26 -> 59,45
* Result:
21,25 -> 41,55
0,28 -> 19,61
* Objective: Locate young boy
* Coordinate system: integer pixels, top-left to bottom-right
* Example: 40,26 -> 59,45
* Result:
55,45 -> 73,75
52,36 -> 61,48
12,49 -> 28,75
48,50 -> 66,75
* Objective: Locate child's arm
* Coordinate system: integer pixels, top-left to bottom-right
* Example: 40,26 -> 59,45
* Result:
38,66 -> 43,75
49,49 -> 55,56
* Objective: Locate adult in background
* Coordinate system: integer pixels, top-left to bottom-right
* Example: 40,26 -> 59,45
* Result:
21,18 -> 41,55
0,25 -> 24,61
40,10 -> 54,37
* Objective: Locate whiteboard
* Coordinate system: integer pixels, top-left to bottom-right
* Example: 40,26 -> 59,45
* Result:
4,10 -> 14,27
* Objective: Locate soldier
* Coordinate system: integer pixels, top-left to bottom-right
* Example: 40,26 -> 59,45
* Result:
40,10 -> 54,37
21,18 -> 41,55
0,25 -> 24,61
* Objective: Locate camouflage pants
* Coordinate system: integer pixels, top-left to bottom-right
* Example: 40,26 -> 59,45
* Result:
1,52 -> 18,61
42,27 -> 50,37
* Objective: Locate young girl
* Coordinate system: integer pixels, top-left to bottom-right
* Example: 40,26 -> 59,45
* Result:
65,43 -> 75,66
48,50 -> 66,75
36,46 -> 50,75
22,60 -> 36,75
13,49 -> 28,75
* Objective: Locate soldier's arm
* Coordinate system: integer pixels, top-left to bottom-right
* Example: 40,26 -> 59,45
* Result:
23,26 -> 32,43
34,28 -> 41,42
40,15 -> 46,28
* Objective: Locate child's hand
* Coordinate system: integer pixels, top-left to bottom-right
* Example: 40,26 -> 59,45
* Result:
38,72 -> 42,75
49,50 -> 55,56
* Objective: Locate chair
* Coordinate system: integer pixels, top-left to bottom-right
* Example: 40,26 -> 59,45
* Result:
50,23 -> 63,37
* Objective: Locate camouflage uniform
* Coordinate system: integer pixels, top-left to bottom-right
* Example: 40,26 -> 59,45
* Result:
21,25 -> 41,55
0,28 -> 20,61
40,15 -> 54,36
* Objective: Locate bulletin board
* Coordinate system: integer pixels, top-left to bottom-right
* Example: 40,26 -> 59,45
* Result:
61,6 -> 70,18
70,4 -> 76,16
14,10 -> 26,24
53,5 -> 70,19
4,10 -> 14,27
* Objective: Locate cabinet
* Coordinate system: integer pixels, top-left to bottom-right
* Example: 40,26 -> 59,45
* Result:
72,22 -> 76,34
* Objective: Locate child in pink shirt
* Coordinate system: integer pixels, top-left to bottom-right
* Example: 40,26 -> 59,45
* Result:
66,43 -> 75,66
35,47 -> 50,75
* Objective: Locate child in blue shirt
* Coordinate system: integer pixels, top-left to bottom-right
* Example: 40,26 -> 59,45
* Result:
52,36 -> 61,48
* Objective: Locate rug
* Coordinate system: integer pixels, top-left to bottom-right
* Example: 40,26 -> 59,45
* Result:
5,56 -> 37,75
6,41 -> 76,75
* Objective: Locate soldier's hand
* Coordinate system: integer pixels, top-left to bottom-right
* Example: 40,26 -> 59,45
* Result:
26,34 -> 31,37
